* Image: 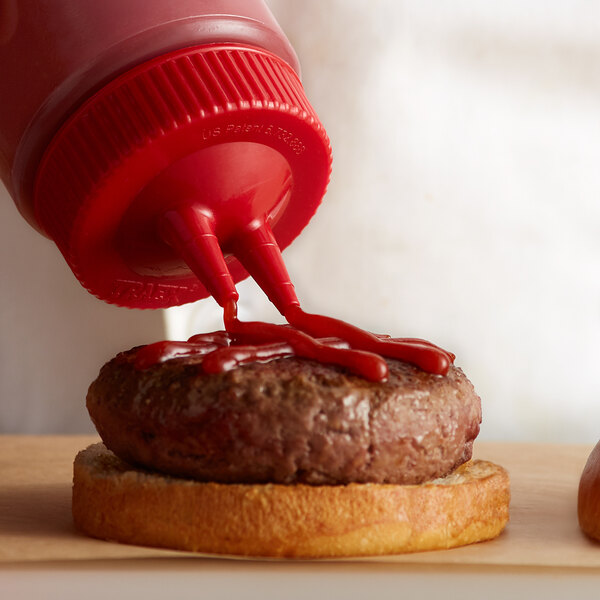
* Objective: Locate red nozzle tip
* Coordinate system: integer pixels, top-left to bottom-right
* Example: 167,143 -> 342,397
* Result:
159,207 -> 238,308
231,220 -> 300,314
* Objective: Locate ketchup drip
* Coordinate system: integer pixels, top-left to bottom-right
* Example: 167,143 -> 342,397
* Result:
135,211 -> 454,380
214,299 -> 388,380
284,304 -> 454,376
135,299 -> 453,381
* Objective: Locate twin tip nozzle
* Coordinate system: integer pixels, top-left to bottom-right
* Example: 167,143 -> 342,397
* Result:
159,205 -> 299,314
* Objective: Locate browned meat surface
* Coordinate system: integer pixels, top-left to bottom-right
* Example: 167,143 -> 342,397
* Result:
87,347 -> 481,485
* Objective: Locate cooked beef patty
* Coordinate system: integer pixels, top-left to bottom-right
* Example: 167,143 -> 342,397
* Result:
86,346 -> 481,485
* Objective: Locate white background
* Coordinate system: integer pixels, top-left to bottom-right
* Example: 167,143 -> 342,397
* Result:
2,0 -> 600,442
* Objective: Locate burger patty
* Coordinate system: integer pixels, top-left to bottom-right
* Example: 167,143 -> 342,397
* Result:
87,347 -> 482,485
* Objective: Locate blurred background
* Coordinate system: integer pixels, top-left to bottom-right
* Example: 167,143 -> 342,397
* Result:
2,0 -> 600,441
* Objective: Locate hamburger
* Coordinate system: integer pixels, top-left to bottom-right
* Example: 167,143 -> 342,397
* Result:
72,334 -> 509,558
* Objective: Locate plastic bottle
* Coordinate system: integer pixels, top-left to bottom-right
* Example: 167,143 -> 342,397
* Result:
0,0 -> 331,309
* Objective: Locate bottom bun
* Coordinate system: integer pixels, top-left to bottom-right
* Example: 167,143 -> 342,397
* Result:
72,443 -> 510,558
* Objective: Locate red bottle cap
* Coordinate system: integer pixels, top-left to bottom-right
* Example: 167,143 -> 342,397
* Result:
33,44 -> 331,309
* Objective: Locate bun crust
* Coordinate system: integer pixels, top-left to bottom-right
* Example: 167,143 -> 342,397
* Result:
578,440 -> 600,540
72,443 -> 510,558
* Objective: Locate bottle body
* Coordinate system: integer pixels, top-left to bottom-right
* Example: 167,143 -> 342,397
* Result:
0,0 -> 331,309
0,0 -> 300,229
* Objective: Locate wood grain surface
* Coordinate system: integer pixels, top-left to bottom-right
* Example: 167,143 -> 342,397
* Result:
1,435 -> 599,566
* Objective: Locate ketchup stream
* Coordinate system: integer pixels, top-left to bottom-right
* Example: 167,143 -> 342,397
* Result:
135,216 -> 454,381
136,299 -> 453,381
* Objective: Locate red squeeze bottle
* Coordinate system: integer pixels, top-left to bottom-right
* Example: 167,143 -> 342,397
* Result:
0,0 -> 331,310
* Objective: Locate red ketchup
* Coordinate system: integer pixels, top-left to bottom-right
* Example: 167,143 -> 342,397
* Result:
1,1 -> 454,380
135,297 -> 454,381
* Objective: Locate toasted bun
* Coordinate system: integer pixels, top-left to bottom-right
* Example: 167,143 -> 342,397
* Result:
72,443 -> 509,558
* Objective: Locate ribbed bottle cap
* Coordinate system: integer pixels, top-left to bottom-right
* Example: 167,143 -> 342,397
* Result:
33,44 -> 331,309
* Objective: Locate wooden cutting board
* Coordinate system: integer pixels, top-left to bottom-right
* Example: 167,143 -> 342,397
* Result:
1,435 -> 599,567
